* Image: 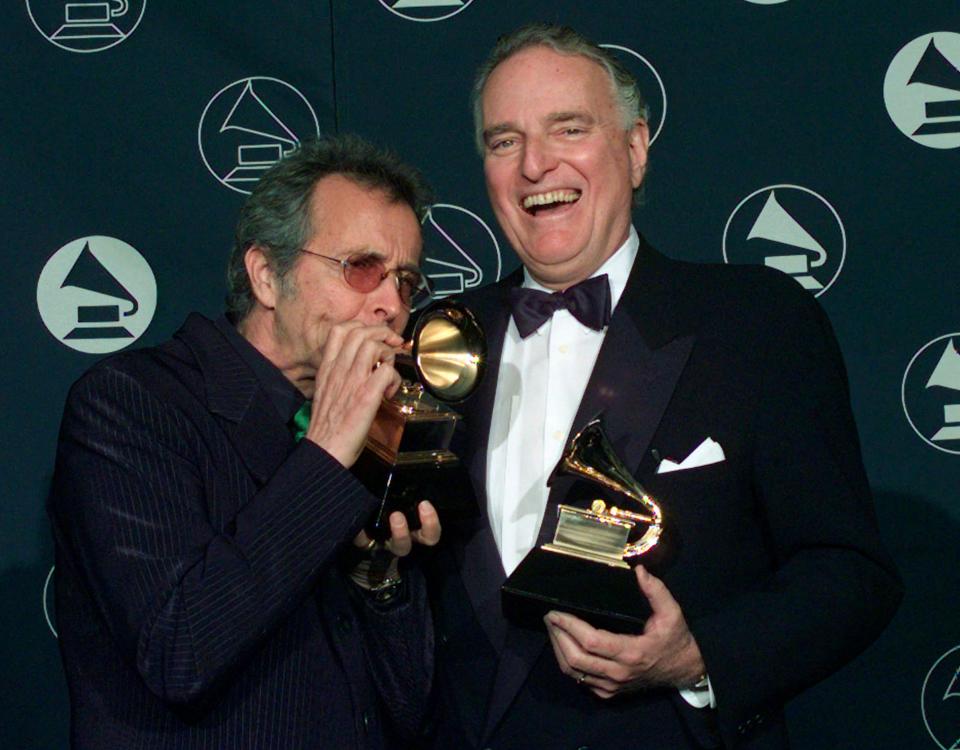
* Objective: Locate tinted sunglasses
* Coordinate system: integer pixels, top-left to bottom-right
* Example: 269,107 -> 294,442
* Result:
298,249 -> 433,310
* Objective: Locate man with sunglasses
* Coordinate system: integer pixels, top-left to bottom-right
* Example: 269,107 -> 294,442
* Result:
48,135 -> 438,750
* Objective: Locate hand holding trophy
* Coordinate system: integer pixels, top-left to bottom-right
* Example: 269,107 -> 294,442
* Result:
354,300 -> 486,540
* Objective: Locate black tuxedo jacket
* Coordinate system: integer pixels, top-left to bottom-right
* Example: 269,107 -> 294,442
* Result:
427,238 -> 901,749
48,313 -> 432,750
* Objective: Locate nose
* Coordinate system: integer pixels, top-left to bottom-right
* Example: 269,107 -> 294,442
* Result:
368,272 -> 405,325
520,135 -> 557,183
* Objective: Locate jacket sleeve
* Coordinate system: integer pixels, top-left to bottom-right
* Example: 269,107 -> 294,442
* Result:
49,363 -> 380,707
688,288 -> 903,747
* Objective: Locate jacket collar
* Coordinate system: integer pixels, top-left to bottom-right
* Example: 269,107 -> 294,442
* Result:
174,313 -> 293,484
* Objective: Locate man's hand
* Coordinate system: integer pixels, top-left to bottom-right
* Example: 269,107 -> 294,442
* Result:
352,501 -> 442,557
544,565 -> 705,699
305,322 -> 403,468
348,502 -> 441,595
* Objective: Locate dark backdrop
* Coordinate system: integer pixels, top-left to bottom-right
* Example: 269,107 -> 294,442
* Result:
5,2 -> 958,748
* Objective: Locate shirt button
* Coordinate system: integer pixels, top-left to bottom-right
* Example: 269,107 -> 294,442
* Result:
558,344 -> 569,354
553,430 -> 563,441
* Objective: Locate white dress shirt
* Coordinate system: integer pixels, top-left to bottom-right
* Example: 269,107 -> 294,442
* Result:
487,227 -> 638,576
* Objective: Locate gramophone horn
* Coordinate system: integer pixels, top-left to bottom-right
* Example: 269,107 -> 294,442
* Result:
552,417 -> 663,558
411,300 -> 487,403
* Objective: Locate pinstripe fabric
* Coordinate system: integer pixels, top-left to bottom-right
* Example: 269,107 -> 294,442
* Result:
48,313 -> 433,750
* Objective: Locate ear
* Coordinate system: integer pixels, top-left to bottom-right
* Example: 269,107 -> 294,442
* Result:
244,245 -> 281,310
627,119 -> 650,190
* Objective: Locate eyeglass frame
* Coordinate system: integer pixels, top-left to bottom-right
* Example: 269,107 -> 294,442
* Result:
296,248 -> 434,311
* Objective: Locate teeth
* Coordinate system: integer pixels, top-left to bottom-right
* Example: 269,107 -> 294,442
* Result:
522,190 -> 580,210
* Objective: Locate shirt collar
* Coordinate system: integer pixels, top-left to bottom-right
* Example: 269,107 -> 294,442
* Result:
521,225 -> 639,315
215,315 -> 305,424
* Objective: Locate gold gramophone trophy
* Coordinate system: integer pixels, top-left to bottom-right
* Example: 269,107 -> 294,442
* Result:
355,300 -> 486,539
501,416 -> 663,632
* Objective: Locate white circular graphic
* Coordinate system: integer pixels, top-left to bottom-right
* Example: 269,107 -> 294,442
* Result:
37,235 -> 157,354
421,203 -> 501,299
43,565 -> 57,638
600,44 -> 667,145
921,644 -> 960,749
885,32 -> 960,150
722,184 -> 846,298
26,0 -> 146,54
198,77 -> 320,195
378,0 -> 474,23
902,333 -> 960,455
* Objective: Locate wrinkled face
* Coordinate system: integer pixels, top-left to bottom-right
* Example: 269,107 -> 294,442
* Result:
481,46 -> 648,289
259,174 -> 422,397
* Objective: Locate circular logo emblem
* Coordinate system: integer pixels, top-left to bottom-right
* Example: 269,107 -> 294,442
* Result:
26,0 -> 146,54
421,203 -> 501,299
378,0 -> 474,23
922,644 -> 960,749
885,32 -> 960,150
902,334 -> 960,455
43,565 -> 57,638
722,185 -> 846,297
37,235 -> 157,354
600,44 -> 667,145
198,77 -> 320,195
744,0 -> 789,5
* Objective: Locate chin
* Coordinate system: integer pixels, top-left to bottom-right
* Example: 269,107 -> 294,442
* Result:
520,245 -> 584,274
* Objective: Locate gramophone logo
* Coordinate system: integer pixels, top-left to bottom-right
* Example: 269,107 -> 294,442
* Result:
198,77 -> 320,195
885,32 -> 960,150
600,44 -> 667,145
421,203 -> 501,299
43,565 -> 57,638
902,334 -> 960,455
378,0 -> 475,23
26,0 -> 146,54
722,185 -> 846,297
37,236 -> 157,354
922,644 -> 960,749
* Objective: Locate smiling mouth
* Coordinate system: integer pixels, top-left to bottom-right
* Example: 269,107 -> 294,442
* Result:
521,189 -> 581,215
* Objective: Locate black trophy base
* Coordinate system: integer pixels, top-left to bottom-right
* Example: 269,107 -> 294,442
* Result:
501,547 -> 651,634
354,449 -> 478,541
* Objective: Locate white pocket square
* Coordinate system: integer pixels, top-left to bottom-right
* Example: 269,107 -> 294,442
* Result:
656,437 -> 725,474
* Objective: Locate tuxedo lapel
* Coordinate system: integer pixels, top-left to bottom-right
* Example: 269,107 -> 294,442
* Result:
545,238 -> 697,520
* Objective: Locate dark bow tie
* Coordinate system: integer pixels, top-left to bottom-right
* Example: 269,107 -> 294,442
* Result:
509,274 -> 612,339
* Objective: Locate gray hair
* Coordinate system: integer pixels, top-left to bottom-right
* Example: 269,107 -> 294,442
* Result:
471,23 -> 649,155
226,134 -> 433,321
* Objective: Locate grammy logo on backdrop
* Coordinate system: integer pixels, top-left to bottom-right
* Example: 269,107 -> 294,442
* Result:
748,190 -> 828,292
908,37 -> 960,137
926,338 -> 960,443
60,241 -> 139,341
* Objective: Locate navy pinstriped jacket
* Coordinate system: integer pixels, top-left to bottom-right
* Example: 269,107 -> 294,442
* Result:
49,313 -> 432,749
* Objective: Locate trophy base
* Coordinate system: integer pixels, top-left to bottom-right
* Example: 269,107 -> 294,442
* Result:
354,447 -> 478,541
501,547 -> 651,634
